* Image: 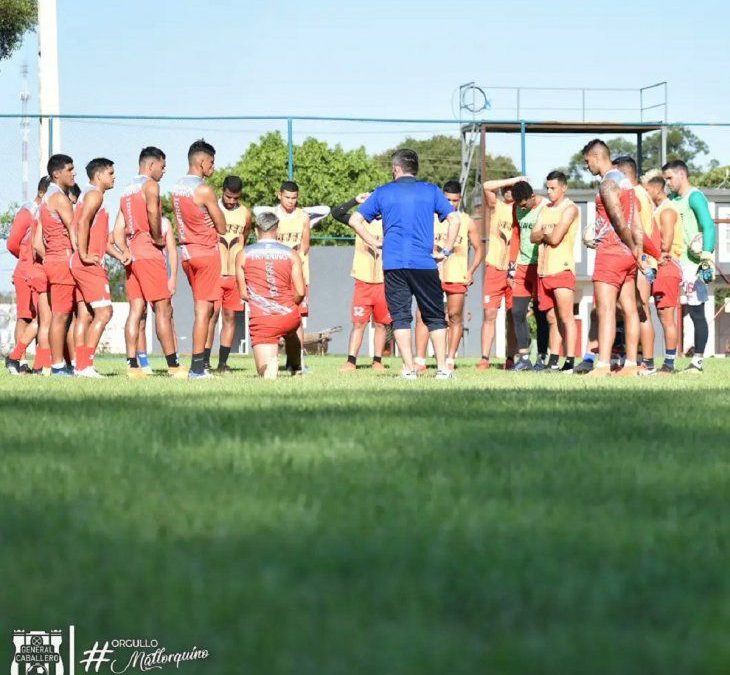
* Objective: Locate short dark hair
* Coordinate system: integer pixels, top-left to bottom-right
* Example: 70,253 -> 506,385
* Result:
391,148 -> 419,175
511,180 -> 533,203
582,139 -> 610,157
69,183 -> 81,200
647,175 -> 666,189
86,157 -> 114,180
139,146 -> 165,164
612,155 -> 637,178
187,138 -> 215,162
47,153 -> 73,177
662,159 -> 689,175
37,176 -> 52,195
223,175 -> 243,193
280,180 -> 299,193
442,180 -> 461,194
546,170 -> 568,185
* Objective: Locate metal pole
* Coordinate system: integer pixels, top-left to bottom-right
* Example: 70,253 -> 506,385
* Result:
637,133 -> 643,175
661,125 -> 668,166
287,118 -> 293,180
48,115 -> 53,160
520,121 -> 526,175
516,88 -> 520,119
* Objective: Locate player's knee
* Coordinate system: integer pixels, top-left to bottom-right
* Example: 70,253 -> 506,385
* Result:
485,308 -> 498,322
448,309 -> 463,325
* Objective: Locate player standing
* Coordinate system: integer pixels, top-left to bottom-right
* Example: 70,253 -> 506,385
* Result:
663,160 -> 716,374
235,212 -> 305,378
171,140 -> 227,378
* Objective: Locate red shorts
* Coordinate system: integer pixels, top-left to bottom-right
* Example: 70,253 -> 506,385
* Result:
593,252 -> 637,289
215,276 -> 244,312
44,260 -> 75,313
442,281 -> 468,295
182,255 -> 221,302
127,257 -> 171,303
249,311 -> 301,347
299,284 -> 310,317
29,264 -> 48,294
513,263 -> 538,299
482,266 -> 512,310
70,260 -> 111,307
13,271 -> 36,320
351,279 -> 392,324
652,264 -> 681,310
538,270 -> 575,311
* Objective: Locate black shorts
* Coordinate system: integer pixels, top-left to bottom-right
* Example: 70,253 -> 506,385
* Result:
384,268 -> 446,331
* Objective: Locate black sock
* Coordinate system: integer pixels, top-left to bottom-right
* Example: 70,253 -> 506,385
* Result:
548,354 -> 559,367
538,353 -> 548,364
562,356 -> 575,370
191,352 -> 206,374
165,353 -> 179,368
347,354 -> 357,365
644,357 -> 655,369
519,353 -> 530,362
482,354 -> 490,361
203,347 -> 211,365
372,355 -> 382,363
127,357 -> 139,368
219,345 -> 231,367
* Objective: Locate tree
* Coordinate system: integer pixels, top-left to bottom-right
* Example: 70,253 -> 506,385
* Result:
695,164 -> 730,189
565,126 -> 712,187
0,0 -> 36,62
0,204 -> 17,239
201,132 -> 390,239
377,135 -> 519,194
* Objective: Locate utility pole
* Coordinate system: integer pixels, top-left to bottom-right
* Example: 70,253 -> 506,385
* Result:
38,0 -> 61,175
20,63 -> 30,202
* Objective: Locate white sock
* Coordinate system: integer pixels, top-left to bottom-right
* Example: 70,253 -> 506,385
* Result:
691,354 -> 704,368
623,359 -> 637,367
52,362 -> 65,370
414,356 -> 426,366
595,361 -> 609,369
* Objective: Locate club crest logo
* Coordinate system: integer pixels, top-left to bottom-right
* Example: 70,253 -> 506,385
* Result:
11,630 -> 64,675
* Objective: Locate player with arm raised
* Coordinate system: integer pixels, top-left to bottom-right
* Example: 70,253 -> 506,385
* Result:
172,139 -> 227,379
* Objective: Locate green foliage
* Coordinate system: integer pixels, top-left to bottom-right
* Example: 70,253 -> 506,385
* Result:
377,135 -> 519,196
695,165 -> 730,189
565,126 -> 712,187
206,132 -> 389,239
107,258 -> 127,301
0,0 -> 36,62
0,203 -> 17,239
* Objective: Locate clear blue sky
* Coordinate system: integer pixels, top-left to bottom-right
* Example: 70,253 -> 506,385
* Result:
1,0 -> 729,288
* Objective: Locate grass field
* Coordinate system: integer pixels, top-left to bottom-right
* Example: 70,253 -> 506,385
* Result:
2,355 -> 729,675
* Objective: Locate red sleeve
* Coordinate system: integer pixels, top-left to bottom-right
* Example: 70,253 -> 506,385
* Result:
508,205 -> 520,263
643,227 -> 662,259
6,209 -> 32,258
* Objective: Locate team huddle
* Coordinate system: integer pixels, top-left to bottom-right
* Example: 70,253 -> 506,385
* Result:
4,138 -> 717,379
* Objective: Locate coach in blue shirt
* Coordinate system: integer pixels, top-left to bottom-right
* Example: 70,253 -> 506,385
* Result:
348,149 -> 461,378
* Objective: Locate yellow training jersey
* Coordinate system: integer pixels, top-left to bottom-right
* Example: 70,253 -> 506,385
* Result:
486,199 -> 512,270
536,198 -> 581,277
435,212 -> 472,284
351,219 -> 384,284
654,199 -> 683,260
634,184 -> 657,266
276,206 -> 309,284
220,201 -> 250,239
218,231 -> 243,277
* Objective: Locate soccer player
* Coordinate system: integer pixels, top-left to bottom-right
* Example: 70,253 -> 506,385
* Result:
205,175 -> 251,373
644,175 -> 683,374
581,139 -> 644,377
530,171 -> 581,372
478,176 -> 525,369
235,211 -> 305,378
5,177 -> 51,374
613,156 -> 662,373
510,180 -> 550,371
69,158 -> 119,377
116,146 -> 184,378
34,154 -> 77,375
663,159 -> 716,374
172,140 -> 227,378
349,149 -> 460,379
414,180 -> 483,371
332,192 -> 390,372
275,181 -> 311,361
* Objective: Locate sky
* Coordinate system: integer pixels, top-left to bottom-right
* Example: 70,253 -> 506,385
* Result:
1,0 -> 730,288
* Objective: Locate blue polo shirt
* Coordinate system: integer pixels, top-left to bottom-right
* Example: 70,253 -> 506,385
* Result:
357,176 -> 454,270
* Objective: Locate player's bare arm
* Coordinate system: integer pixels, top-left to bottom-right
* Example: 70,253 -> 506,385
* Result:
658,208 -> 677,265
544,204 -> 578,246
242,207 -> 253,244
52,191 -> 75,250
436,212 -> 461,260
482,176 -> 527,207
199,184 -> 227,234
300,214 -> 311,257
112,210 -> 132,264
32,220 -> 45,260
165,225 -> 178,294
291,252 -> 306,304
466,217 -> 484,286
143,179 -> 163,245
348,211 -> 381,249
599,178 -> 634,249
77,189 -> 103,264
234,250 -> 248,302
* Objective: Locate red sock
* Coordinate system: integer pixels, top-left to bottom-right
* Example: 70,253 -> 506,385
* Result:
33,347 -> 52,370
10,341 -> 28,360
86,346 -> 95,368
75,345 -> 87,371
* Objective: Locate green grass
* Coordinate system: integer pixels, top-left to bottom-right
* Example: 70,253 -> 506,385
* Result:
1,356 -> 729,675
